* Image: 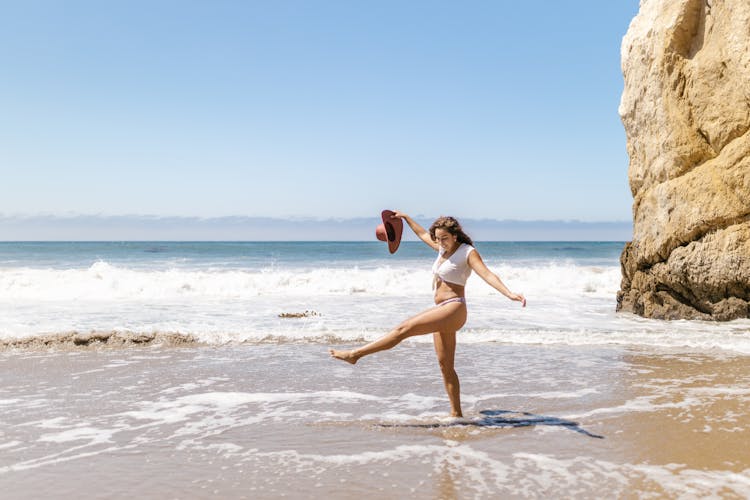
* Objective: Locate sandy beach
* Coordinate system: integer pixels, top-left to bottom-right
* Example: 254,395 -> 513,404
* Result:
1,341 -> 748,499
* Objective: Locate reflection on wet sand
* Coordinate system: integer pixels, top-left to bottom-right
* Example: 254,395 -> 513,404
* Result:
437,456 -> 458,500
608,352 -> 750,471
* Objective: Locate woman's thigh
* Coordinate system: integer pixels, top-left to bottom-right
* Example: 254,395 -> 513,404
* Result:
399,303 -> 467,337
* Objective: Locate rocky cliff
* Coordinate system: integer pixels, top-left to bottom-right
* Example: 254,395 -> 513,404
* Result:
617,0 -> 750,320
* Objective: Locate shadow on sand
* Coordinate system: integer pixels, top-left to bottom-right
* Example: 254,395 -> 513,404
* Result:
378,409 -> 604,439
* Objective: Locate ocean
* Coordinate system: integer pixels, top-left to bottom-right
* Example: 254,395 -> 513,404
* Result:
1,241 -> 749,498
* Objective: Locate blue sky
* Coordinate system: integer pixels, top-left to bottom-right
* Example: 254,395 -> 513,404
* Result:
1,1 -> 639,224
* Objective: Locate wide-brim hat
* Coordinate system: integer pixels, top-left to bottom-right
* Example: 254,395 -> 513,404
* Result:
375,209 -> 403,254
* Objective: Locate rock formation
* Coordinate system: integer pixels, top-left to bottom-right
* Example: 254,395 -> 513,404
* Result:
617,0 -> 750,320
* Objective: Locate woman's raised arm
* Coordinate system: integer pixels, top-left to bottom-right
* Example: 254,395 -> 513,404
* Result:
392,212 -> 439,251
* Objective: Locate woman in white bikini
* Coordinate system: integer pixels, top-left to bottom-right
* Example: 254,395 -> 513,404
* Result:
330,212 -> 526,417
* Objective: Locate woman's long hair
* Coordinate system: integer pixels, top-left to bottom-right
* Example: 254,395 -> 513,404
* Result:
429,216 -> 473,246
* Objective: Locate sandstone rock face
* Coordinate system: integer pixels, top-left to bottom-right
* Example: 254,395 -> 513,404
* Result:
617,0 -> 750,320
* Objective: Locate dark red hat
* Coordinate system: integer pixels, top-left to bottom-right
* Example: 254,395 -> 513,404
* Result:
375,209 -> 403,254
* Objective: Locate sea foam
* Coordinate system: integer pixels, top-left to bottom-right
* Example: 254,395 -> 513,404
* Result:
2,260 -> 750,354
0,260 -> 618,301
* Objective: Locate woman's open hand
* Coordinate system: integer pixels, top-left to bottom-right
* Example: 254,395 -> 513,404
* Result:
511,293 -> 526,307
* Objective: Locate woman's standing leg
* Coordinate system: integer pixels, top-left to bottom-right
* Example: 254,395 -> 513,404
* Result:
433,330 -> 462,417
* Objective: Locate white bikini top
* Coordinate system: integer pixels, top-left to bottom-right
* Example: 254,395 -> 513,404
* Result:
432,243 -> 475,288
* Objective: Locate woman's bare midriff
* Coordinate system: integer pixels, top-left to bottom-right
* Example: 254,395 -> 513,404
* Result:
433,280 -> 465,305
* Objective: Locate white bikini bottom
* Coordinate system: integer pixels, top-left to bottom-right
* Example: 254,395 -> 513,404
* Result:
437,297 -> 466,307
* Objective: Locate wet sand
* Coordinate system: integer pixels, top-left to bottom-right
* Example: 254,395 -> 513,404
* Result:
1,343 -> 749,498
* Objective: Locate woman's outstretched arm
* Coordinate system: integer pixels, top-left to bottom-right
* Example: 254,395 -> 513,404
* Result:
467,250 -> 526,307
392,211 -> 439,251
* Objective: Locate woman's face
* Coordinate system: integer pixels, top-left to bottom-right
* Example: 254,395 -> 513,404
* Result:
434,228 -> 458,252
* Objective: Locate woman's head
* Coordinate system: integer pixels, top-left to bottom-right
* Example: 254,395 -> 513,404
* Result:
429,216 -> 473,249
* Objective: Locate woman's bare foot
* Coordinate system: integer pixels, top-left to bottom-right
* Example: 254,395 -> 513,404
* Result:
329,348 -> 359,365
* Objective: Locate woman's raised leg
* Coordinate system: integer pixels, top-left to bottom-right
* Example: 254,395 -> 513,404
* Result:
433,330 -> 461,417
329,302 -> 466,365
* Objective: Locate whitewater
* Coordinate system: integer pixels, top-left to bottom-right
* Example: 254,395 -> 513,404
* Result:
1,241 -> 749,352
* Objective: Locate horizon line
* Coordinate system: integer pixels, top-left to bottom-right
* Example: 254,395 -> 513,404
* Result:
0,213 -> 632,224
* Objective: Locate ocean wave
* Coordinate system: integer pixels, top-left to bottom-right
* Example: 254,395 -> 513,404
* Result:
0,260 -> 620,301
3,260 -> 748,355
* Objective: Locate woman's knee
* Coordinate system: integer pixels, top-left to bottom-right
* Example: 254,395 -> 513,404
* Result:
437,357 -> 455,373
392,322 -> 412,340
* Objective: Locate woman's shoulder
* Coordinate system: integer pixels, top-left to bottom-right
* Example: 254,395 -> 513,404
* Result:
459,243 -> 476,257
